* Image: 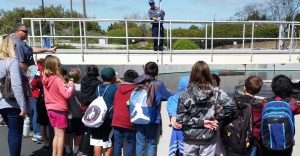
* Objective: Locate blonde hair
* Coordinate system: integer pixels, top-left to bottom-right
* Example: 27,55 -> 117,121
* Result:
68,68 -> 81,83
43,55 -> 61,77
0,34 -> 16,59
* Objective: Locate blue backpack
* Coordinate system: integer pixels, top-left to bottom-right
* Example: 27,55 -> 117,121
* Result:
129,82 -> 157,124
261,101 -> 295,151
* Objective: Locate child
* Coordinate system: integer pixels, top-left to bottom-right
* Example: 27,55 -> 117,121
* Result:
30,58 -> 45,143
65,68 -> 84,155
42,56 -> 74,156
176,61 -> 234,156
33,55 -> 52,150
166,76 -> 189,156
79,65 -> 102,156
262,75 -> 300,156
112,69 -> 139,156
90,67 -> 118,156
222,75 -> 263,156
133,62 -> 172,156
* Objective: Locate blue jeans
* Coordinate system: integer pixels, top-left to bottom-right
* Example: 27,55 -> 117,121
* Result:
151,24 -> 164,51
135,124 -> 158,156
113,127 -> 136,156
0,108 -> 23,156
32,98 -> 40,135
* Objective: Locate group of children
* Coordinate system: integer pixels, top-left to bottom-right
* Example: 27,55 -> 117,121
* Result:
167,61 -> 300,156
28,56 -> 300,156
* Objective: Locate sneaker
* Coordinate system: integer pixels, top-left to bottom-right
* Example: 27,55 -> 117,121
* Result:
32,135 -> 43,143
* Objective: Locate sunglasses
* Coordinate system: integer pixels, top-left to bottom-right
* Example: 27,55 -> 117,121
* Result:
19,30 -> 28,33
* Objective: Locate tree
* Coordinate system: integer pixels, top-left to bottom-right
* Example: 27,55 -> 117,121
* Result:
0,6 -> 104,38
267,0 -> 300,20
234,3 -> 267,20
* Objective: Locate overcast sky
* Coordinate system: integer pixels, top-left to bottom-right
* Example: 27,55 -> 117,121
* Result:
2,0 -> 267,21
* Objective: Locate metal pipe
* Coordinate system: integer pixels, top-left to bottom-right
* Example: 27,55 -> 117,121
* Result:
125,20 -> 129,62
242,24 -> 245,49
210,22 -> 214,62
251,22 -> 255,62
79,20 -> 84,62
169,21 -> 172,62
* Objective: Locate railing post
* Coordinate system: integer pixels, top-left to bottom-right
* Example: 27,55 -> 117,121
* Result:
38,20 -> 43,61
157,20 -> 161,63
83,20 -> 87,50
251,22 -> 255,62
169,21 -> 172,62
39,20 -> 43,47
210,22 -> 214,62
205,24 -> 208,50
289,22 -> 294,62
79,20 -> 84,62
31,20 -> 36,47
125,20 -> 129,62
242,23 -> 245,49
166,25 -> 169,51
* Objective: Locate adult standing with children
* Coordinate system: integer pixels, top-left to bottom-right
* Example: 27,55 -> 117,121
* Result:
0,34 -> 27,156
11,24 -> 57,73
148,0 -> 165,51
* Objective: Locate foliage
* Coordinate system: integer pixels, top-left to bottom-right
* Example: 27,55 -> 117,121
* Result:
107,22 -> 146,44
0,5 -> 104,37
56,44 -> 76,49
173,40 -> 199,50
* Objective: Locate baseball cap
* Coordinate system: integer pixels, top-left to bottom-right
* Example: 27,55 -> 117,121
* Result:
149,0 -> 155,5
101,67 -> 116,81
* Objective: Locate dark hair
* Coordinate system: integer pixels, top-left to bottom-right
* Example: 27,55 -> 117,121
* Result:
144,62 -> 158,78
124,69 -> 139,83
68,68 -> 81,83
14,23 -> 27,32
245,75 -> 263,95
271,75 -> 292,98
212,73 -> 220,87
189,61 -> 213,90
86,65 -> 99,76
36,58 -> 45,65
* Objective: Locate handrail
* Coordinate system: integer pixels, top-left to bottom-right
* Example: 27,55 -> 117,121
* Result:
21,18 -> 300,64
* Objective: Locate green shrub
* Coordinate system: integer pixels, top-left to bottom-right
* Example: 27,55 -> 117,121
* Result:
172,40 -> 199,50
56,44 -> 76,49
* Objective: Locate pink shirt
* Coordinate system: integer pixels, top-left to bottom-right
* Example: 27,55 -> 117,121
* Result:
43,75 -> 74,112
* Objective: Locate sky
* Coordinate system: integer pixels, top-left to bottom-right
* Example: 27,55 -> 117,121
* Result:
2,0 -> 266,21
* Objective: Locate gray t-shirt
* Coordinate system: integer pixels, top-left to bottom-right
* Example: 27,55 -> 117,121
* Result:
67,84 -> 82,118
0,58 -> 27,112
11,34 -> 35,67
148,7 -> 165,21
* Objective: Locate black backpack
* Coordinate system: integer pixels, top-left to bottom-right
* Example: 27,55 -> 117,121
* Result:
221,97 -> 254,154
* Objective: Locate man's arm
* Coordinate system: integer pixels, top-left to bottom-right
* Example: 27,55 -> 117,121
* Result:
32,46 -> 57,54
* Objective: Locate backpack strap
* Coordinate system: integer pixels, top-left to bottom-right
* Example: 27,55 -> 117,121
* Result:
98,85 -> 109,97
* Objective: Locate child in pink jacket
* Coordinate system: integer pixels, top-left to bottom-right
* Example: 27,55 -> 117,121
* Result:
43,56 -> 74,156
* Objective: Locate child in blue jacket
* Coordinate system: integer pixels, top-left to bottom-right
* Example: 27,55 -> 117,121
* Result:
166,76 -> 189,156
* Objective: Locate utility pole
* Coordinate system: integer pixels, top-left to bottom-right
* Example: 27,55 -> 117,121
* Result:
83,0 -> 87,18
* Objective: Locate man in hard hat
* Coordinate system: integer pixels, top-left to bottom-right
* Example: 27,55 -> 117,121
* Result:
148,0 -> 165,51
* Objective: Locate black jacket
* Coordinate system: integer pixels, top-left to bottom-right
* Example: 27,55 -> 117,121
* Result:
79,74 -> 102,106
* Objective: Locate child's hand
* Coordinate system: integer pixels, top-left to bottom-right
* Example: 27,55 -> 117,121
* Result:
203,120 -> 218,131
171,116 -> 182,129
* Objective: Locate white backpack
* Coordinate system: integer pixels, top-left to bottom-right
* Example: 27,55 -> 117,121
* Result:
82,85 -> 112,128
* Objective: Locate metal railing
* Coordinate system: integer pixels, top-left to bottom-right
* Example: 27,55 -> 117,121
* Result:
22,18 -> 300,63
